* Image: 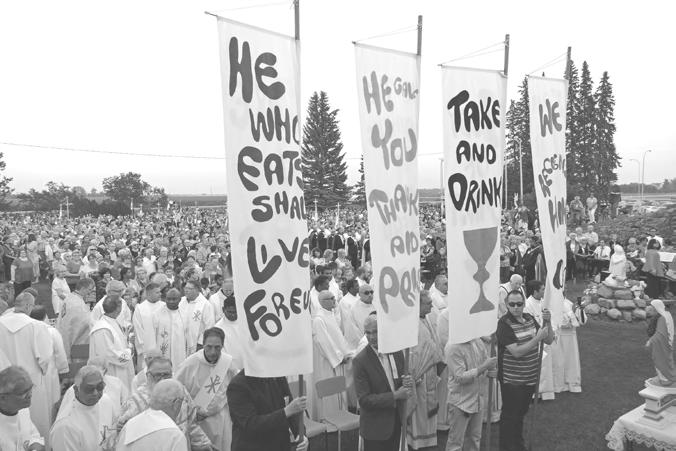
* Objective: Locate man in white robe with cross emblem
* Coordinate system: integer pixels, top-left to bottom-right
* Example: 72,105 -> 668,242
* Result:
176,327 -> 236,451
179,280 -> 215,356
89,297 -> 134,390
154,289 -> 189,369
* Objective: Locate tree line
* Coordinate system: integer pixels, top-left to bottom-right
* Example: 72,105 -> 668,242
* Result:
505,60 -> 619,203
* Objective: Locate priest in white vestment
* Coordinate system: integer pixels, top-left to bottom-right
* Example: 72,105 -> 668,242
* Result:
130,349 -> 162,395
57,278 -> 95,360
309,275 -> 330,318
153,289 -> 189,369
51,265 -> 70,317
29,305 -> 69,425
132,283 -> 164,368
337,280 -> 360,336
0,292 -> 54,441
214,295 -> 243,372
427,275 -> 448,327
0,366 -> 45,451
116,379 -> 188,451
50,366 -> 117,451
208,279 -> 233,323
524,280 -> 555,400
308,290 -> 354,421
90,297 -> 135,390
407,292 -> 444,449
175,328 -> 237,451
178,280 -> 215,355
344,284 -> 376,349
90,281 -> 132,336
87,357 -> 130,416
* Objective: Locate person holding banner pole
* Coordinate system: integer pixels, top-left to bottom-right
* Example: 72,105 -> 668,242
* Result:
496,290 -> 553,451
353,314 -> 412,451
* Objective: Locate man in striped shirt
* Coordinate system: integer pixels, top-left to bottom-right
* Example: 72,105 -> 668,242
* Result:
496,290 -> 554,451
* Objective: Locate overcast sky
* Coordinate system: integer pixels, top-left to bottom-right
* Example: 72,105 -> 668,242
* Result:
0,0 -> 673,195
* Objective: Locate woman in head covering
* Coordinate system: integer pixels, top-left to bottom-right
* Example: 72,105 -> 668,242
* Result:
646,299 -> 676,386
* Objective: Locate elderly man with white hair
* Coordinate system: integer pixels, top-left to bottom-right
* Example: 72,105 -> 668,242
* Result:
116,356 -> 212,450
0,292 -> 54,441
0,366 -> 45,451
90,297 -> 135,390
116,379 -> 188,451
50,365 -> 117,451
90,280 -> 132,334
51,264 -> 70,317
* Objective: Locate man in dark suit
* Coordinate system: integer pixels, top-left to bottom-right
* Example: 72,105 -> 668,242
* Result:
353,313 -> 413,451
227,371 -> 308,451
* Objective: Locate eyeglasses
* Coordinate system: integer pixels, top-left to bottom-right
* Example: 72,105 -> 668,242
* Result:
81,382 -> 106,394
363,291 -> 373,295
148,371 -> 172,380
508,302 -> 524,307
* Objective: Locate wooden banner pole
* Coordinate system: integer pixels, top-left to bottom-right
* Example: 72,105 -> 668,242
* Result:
565,46 -> 572,81
416,15 -> 423,56
503,33 -> 510,76
294,0 -> 300,41
400,347 -> 410,451
484,335 -> 498,451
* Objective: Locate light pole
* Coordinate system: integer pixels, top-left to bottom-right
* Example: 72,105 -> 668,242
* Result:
514,137 -> 523,204
629,158 -> 640,198
641,149 -> 652,203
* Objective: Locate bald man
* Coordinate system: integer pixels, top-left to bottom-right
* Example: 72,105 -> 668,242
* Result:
344,284 -> 376,349
116,379 -> 188,451
209,279 -> 233,323
0,366 -> 44,451
131,349 -> 163,395
50,366 -> 117,450
308,290 -> 354,421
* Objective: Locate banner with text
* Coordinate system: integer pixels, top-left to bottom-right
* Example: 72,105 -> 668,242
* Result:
442,67 -> 506,344
355,43 -> 421,353
217,18 -> 312,377
528,76 -> 568,329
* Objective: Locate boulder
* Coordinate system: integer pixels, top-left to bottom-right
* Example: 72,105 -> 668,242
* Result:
607,308 -> 622,320
632,309 -> 647,320
597,284 -> 615,299
615,289 -> 634,300
600,307 -> 608,314
646,306 -> 657,317
597,298 -> 616,310
584,304 -> 601,315
622,311 -> 633,322
616,299 -> 637,310
635,299 -> 647,309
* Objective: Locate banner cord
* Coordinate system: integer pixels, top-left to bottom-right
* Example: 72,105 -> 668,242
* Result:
353,25 -> 419,44
207,1 -> 291,14
527,52 -> 567,76
437,40 -> 504,66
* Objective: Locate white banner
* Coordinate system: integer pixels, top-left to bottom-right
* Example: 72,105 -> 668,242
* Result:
217,18 -> 312,377
442,67 -> 506,344
528,76 -> 568,328
354,44 -> 421,353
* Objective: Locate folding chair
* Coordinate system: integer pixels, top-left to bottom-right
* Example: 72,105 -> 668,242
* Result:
315,375 -> 359,451
288,379 -> 329,450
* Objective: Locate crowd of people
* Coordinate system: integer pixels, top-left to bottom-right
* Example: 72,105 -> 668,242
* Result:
0,197 -> 670,451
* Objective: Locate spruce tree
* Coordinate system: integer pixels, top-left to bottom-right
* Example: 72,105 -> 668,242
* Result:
301,91 -> 350,208
577,61 -> 596,196
352,154 -> 366,206
564,60 -> 583,199
592,71 -> 619,199
505,77 -> 533,203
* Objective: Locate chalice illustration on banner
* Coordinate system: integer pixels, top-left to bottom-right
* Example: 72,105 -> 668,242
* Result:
463,226 -> 497,314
